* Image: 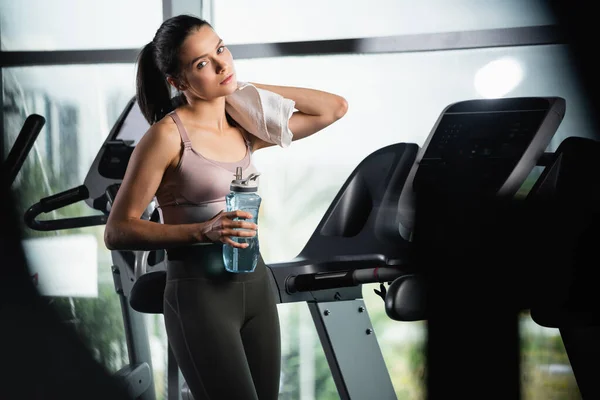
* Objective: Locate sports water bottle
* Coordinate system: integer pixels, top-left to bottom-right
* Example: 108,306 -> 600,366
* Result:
222,167 -> 262,273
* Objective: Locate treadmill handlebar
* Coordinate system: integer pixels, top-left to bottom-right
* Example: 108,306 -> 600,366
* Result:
4,114 -> 46,187
285,266 -> 408,294
41,185 -> 89,213
24,184 -> 108,231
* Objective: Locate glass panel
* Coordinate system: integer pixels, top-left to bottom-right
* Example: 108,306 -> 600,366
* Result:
3,64 -> 137,190
234,44 -> 590,398
0,0 -> 162,51
146,314 -> 169,400
278,303 -> 337,400
520,311 -> 581,399
3,64 -> 137,375
212,0 -> 556,44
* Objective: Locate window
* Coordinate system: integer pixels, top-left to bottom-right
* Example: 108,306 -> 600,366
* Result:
211,0 -> 556,44
4,64 -> 137,374
4,64 -> 137,187
0,0 -> 162,51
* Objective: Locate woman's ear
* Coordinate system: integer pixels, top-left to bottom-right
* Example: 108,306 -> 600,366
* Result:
166,76 -> 187,91
166,75 -> 177,89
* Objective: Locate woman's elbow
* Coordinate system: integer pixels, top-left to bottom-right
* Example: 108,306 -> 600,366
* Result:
104,222 -> 123,250
333,96 -> 348,121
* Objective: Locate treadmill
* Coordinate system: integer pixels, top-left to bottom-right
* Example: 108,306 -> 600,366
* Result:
25,95 -> 600,400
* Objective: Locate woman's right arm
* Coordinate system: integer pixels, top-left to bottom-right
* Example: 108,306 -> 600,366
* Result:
104,122 -> 256,251
104,122 -> 202,251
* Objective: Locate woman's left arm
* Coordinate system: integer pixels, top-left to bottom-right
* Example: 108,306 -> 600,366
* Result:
249,82 -> 348,150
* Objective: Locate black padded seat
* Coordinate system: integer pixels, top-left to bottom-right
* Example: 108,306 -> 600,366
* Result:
129,270 -> 167,314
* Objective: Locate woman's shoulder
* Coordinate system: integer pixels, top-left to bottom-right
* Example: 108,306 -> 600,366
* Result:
136,114 -> 182,155
146,114 -> 181,142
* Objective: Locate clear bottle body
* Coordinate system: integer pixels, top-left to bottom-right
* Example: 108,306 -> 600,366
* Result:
223,191 -> 261,273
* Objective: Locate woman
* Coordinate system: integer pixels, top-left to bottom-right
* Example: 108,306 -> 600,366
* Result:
104,14 -> 347,400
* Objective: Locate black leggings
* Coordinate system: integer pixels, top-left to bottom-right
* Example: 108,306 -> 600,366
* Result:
164,244 -> 281,400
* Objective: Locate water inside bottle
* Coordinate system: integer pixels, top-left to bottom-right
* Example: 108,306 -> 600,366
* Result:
223,206 -> 259,273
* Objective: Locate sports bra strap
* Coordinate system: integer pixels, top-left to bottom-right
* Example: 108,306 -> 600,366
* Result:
168,111 -> 192,148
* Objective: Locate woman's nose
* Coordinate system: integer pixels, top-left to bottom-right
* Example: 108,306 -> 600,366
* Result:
216,60 -> 228,74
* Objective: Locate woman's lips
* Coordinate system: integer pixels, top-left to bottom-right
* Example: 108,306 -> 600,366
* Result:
220,74 -> 234,85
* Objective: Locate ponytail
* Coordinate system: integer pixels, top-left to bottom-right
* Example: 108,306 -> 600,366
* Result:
136,42 -> 173,125
136,16 -> 213,124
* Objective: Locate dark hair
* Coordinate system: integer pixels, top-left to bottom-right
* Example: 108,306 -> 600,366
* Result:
136,15 -> 211,125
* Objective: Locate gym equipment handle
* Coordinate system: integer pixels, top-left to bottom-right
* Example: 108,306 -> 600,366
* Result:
4,114 -> 46,186
285,266 -> 408,293
24,185 -> 108,231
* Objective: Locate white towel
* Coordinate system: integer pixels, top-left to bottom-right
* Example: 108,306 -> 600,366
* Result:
225,82 -> 296,148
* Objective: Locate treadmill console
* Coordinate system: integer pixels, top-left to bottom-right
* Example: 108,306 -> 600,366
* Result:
83,98 -> 150,209
413,97 -> 565,197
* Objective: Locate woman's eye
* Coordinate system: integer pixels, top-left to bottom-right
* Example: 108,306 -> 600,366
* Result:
217,46 -> 225,54
197,61 -> 207,69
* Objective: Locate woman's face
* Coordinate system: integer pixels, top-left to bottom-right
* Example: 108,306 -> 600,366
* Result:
177,25 -> 237,100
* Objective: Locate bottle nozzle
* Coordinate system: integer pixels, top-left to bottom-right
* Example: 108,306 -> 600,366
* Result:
241,172 -> 261,185
234,167 -> 243,180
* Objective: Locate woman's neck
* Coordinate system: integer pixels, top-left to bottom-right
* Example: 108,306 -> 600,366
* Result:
178,95 -> 231,133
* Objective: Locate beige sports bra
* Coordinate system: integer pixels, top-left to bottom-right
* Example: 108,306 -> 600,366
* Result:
154,111 -> 259,224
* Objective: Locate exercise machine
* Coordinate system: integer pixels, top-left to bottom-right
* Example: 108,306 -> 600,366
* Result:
23,95 -> 600,399
3,114 -> 133,400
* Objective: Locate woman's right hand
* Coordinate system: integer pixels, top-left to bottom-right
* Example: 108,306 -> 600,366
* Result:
200,210 -> 257,248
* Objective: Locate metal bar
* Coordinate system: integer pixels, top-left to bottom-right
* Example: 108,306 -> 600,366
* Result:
1,49 -> 141,67
227,25 -> 565,59
309,300 -> 397,400
4,114 -> 45,186
163,0 -> 173,20
0,25 -> 564,68
0,68 -> 4,157
111,254 -> 157,400
308,302 -> 350,400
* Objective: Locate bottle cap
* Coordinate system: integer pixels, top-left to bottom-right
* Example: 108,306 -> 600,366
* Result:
230,167 -> 261,192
